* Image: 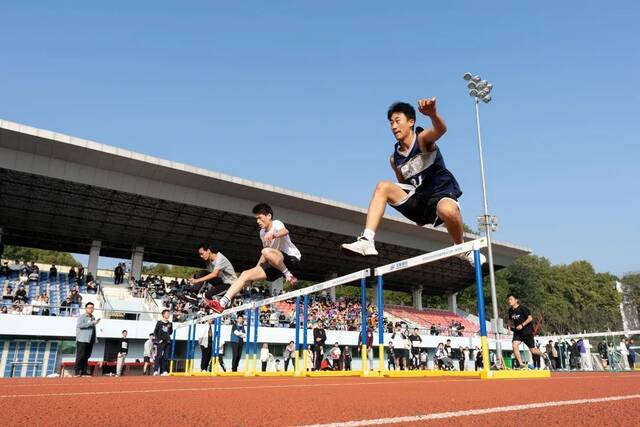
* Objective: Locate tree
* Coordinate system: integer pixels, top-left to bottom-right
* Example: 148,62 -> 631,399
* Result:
2,245 -> 80,267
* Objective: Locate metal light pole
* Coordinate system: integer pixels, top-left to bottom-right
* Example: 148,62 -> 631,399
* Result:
463,72 -> 503,366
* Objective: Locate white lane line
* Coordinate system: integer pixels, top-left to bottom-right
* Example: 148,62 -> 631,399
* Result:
299,394 -> 640,427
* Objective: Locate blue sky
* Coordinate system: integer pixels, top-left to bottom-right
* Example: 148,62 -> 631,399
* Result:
1,2 -> 638,275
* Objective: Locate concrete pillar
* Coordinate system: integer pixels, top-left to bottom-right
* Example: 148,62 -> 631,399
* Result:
447,293 -> 458,313
269,278 -> 284,296
328,273 -> 338,302
412,286 -> 423,310
87,240 -> 101,277
130,246 -> 144,281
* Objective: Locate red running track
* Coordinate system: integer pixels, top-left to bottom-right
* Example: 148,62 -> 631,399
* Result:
1,372 -> 640,426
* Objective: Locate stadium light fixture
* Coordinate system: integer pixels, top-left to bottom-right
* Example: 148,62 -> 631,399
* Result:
463,72 -> 503,367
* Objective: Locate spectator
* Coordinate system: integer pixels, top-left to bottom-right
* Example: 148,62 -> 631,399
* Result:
546,341 -> 557,370
153,309 -> 173,376
0,262 -> 10,277
358,329 -> 374,371
578,338 -> 590,371
14,285 -> 27,304
68,267 -> 76,284
70,288 -> 82,305
143,334 -> 155,375
0,306 -> 7,314
343,346 -> 352,371
199,319 -> 214,372
86,276 -> 97,294
628,339 -> 636,369
75,302 -> 99,376
77,266 -> 85,284
436,343 -> 454,370
260,343 -> 270,372
620,338 -> 630,370
19,269 -> 28,285
408,328 -> 422,370
457,346 -> 466,371
116,330 -> 129,376
49,264 -> 57,279
305,345 -> 314,371
329,342 -> 342,370
313,322 -> 326,371
444,339 -> 452,357
419,349 -> 428,370
475,346 -> 483,371
391,324 -> 407,370
387,342 -> 396,370
61,296 -> 72,316
597,339 -> 608,369
28,270 -> 39,282
283,341 -> 295,372
31,295 -> 44,315
230,314 -> 246,372
568,339 -> 580,370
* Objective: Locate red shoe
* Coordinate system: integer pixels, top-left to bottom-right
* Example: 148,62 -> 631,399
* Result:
204,297 -> 224,313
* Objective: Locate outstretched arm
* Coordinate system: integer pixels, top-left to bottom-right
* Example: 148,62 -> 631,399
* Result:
417,97 -> 447,152
189,269 -> 220,285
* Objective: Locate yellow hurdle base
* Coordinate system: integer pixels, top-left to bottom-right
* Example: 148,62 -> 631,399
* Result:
254,371 -> 296,377
383,370 -> 481,378
305,371 -> 363,377
481,369 -> 551,380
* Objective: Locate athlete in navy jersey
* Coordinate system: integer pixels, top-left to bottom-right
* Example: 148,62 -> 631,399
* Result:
341,99 -> 485,266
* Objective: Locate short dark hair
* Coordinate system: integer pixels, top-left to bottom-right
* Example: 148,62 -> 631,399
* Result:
387,102 -> 416,122
198,242 -> 210,252
507,292 -> 519,300
122,330 -> 127,333
162,309 -> 170,315
237,313 -> 244,319
252,203 -> 273,217
85,302 -> 94,308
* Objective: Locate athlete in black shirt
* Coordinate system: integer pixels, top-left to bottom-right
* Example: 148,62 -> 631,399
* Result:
508,293 -> 546,369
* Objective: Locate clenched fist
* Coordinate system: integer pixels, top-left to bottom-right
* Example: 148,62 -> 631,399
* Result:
418,97 -> 437,117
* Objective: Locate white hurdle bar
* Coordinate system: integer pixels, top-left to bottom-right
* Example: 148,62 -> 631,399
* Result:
374,237 -> 488,276
177,267 -> 371,329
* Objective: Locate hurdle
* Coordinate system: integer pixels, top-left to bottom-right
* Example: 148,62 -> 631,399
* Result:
375,237 -> 549,380
173,268 -> 371,377
173,238 -> 548,380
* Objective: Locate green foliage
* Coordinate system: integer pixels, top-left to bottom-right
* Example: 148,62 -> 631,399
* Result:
456,255 -> 622,335
2,245 -> 80,267
142,263 -> 200,278
622,274 -> 640,323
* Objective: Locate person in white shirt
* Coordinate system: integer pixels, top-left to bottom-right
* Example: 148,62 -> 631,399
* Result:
620,338 -> 630,370
206,203 -> 302,313
391,324 -> 408,370
143,334 -> 155,376
260,343 -> 270,372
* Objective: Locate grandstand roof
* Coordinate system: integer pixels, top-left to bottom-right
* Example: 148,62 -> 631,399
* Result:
0,119 -> 530,294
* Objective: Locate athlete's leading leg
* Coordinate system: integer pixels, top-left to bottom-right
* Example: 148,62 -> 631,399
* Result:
206,266 -> 267,313
342,181 -> 407,256
261,248 -> 297,285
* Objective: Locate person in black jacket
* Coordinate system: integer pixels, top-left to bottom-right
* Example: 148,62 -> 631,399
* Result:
230,314 -> 246,372
313,322 -> 326,371
153,309 -> 173,376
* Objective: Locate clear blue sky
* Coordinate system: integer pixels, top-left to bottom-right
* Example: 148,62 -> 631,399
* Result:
1,2 -> 638,276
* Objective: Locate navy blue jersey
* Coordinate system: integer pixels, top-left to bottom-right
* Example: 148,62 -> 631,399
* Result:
392,128 -> 462,198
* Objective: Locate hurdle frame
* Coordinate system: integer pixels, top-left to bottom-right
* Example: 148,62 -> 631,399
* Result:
174,238 -> 548,380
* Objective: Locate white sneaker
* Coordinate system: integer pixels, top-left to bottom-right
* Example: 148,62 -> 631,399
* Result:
160,372 -> 169,376
153,372 -> 159,376
341,236 -> 378,256
460,251 -> 486,268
